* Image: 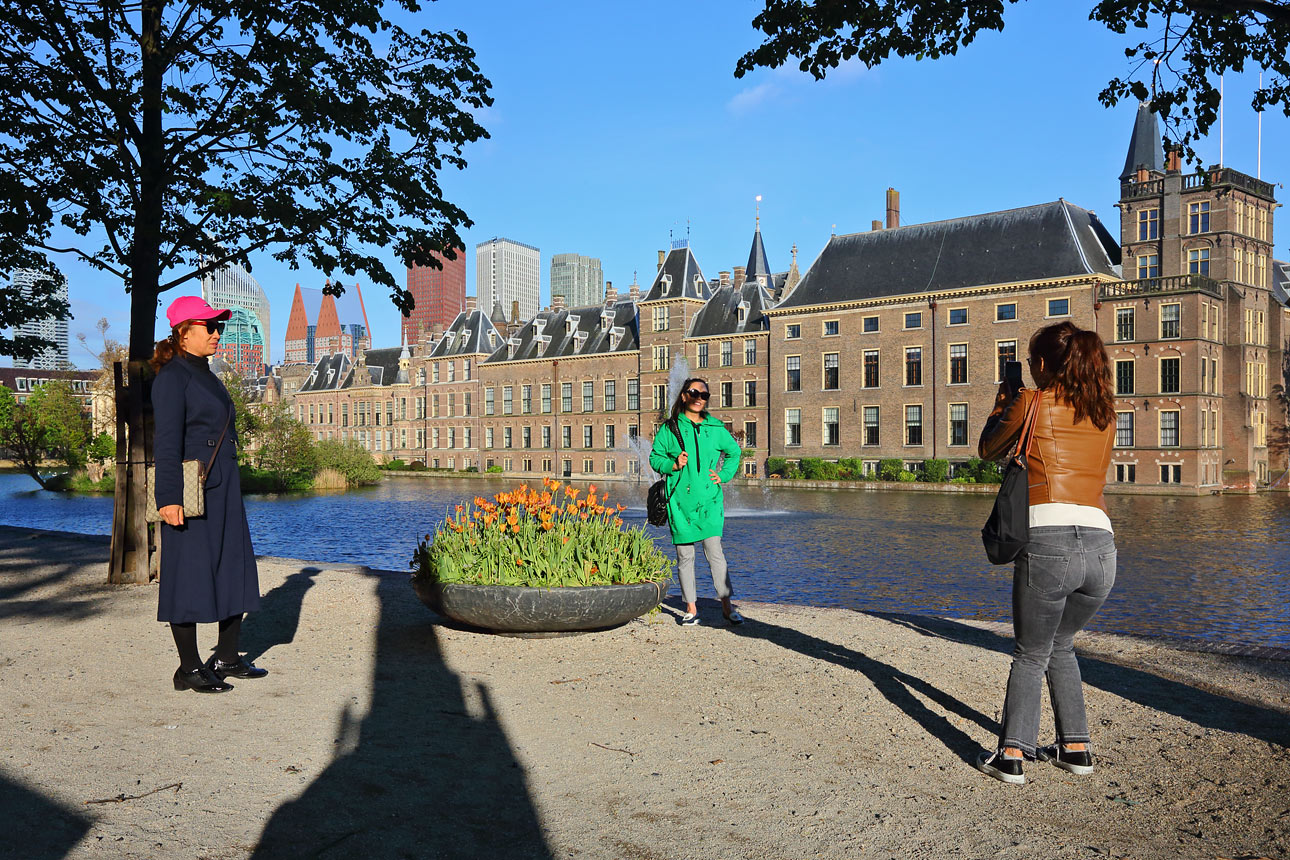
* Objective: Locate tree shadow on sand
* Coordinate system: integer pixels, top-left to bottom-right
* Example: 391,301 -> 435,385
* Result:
250,567 -> 553,860
0,770 -> 92,859
872,612 -> 1290,748
0,527 -> 112,623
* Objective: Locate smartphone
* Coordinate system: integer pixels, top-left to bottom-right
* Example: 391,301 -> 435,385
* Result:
1004,360 -> 1024,395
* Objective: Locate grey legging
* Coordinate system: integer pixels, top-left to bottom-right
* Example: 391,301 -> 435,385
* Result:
675,536 -> 733,604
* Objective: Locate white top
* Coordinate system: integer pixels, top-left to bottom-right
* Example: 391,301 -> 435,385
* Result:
1029,502 -> 1113,534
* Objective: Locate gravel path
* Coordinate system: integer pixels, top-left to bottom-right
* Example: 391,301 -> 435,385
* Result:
1,526 -> 1287,860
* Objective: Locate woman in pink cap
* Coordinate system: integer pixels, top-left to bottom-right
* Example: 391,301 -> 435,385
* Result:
150,295 -> 265,693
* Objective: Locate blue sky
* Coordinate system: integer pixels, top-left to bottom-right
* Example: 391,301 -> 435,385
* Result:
54,0 -> 1290,367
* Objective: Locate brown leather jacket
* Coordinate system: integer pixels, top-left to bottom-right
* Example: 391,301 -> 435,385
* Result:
978,387 -> 1114,511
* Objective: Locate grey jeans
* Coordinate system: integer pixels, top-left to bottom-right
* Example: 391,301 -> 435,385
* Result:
999,525 -> 1116,757
675,536 -> 732,604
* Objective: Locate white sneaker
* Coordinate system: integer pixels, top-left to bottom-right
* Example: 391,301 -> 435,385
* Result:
723,609 -> 744,625
680,611 -> 700,626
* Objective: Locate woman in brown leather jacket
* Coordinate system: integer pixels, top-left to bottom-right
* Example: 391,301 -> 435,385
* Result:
974,321 -> 1116,785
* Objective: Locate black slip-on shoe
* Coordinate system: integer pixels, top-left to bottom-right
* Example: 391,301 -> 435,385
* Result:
1036,744 -> 1094,775
206,655 -> 268,680
174,666 -> 233,693
975,750 -> 1025,785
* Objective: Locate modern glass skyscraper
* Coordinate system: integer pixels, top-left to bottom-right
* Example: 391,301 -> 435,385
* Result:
215,307 -> 266,377
202,257 -> 271,364
11,269 -> 70,370
476,237 -> 540,322
549,253 -> 604,308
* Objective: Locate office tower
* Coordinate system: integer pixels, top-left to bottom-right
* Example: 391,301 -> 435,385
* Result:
10,269 -> 70,370
405,248 -> 466,343
215,307 -> 266,377
549,253 -> 604,308
283,281 -> 371,364
476,238 -> 540,322
202,257 -> 271,364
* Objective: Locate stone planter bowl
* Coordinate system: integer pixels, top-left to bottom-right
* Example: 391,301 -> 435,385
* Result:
412,578 -> 665,638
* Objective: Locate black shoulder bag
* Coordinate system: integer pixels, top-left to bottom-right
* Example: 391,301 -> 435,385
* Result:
981,391 -> 1042,565
647,420 -> 686,527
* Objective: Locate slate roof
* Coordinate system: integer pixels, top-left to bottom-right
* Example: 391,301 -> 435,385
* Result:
1273,260 -> 1290,308
486,300 -> 640,363
775,200 -> 1121,311
745,227 -> 774,288
298,353 -> 352,392
641,245 -> 712,302
352,347 -> 404,387
430,309 -> 502,357
1121,102 -> 1165,181
689,280 -> 773,338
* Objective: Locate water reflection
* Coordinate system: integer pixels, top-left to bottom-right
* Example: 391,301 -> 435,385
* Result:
0,473 -> 1285,648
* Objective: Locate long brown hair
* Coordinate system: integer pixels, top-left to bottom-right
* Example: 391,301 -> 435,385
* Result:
668,377 -> 710,423
1029,321 -> 1114,430
149,321 -> 196,373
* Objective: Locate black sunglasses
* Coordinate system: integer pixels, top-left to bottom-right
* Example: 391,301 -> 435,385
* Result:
192,319 -> 226,335
684,388 -> 710,400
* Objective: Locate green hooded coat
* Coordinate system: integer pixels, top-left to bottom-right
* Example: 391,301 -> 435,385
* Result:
648,414 -> 742,545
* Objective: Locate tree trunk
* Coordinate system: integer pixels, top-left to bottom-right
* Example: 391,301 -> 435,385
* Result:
108,0 -> 165,585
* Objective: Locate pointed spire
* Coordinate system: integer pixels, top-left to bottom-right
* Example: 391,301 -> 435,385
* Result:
745,215 -> 773,288
1121,102 -> 1165,181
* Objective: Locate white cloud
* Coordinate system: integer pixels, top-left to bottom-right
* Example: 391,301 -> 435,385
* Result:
727,81 -> 783,114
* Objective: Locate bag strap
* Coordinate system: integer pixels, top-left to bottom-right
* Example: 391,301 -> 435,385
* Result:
1011,391 -> 1043,465
204,409 -> 233,476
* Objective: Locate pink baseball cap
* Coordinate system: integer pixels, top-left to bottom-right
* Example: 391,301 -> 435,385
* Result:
165,296 -> 232,329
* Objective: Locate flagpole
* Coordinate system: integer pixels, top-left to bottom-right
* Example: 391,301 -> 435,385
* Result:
1220,74 -> 1224,166
1258,72 -> 1263,179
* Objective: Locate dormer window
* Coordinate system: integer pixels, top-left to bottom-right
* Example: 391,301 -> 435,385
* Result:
738,302 -> 749,324
534,319 -> 545,336
487,330 -> 496,348
507,338 -> 519,359
661,274 -> 672,294
574,332 -> 587,351
566,314 -> 579,335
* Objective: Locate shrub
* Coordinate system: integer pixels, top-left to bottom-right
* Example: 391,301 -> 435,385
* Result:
837,458 -> 864,479
463,465 -> 479,473
88,432 -> 116,463
384,458 -> 408,471
897,470 -> 918,482
921,459 -> 950,483
800,458 -> 840,480
766,457 -> 788,477
485,465 -> 504,474
407,461 -> 428,472
959,457 -> 1003,484
877,458 -> 904,481
314,440 -> 382,486
412,479 -> 674,587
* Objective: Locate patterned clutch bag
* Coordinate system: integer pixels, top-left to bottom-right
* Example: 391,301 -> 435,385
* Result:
144,460 -> 206,522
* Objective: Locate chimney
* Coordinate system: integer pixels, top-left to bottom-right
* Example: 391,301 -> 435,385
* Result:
886,187 -> 900,229
719,271 -> 731,288
465,295 -> 477,314
871,219 -> 883,232
628,283 -> 640,302
605,281 -> 617,305
657,250 -> 666,271
432,323 -> 443,338
1165,145 -> 1181,173
511,300 -> 520,322
732,266 -> 746,290
552,294 -> 566,312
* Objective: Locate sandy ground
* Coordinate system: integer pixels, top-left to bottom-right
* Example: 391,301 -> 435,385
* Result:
1,526 -> 1288,860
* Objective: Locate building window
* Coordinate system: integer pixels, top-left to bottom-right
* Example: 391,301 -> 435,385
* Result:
996,303 -> 1016,322
744,421 -> 757,447
561,382 -> 572,412
1115,463 -> 1136,483
1187,247 -> 1210,275
485,388 -> 494,415
446,362 -> 455,383
654,384 -> 667,412
905,347 -> 922,386
1136,253 -> 1159,279
949,343 -> 968,384
862,316 -> 879,333
604,380 -> 617,411
823,407 -> 840,446
582,425 -> 593,449
582,381 -> 594,412
1160,303 -> 1181,339
463,359 -> 471,381
627,379 -> 639,411
1138,207 -> 1159,240
744,339 -> 757,365
541,426 -> 551,449
1160,357 -> 1180,394
744,381 -> 756,407
1047,298 -> 1070,317
561,426 -> 572,448
522,426 -> 532,448
605,424 -> 615,449
904,312 -> 922,329
502,386 -> 513,415
947,307 -> 967,326
823,320 -> 839,336
464,392 -> 472,417
1115,307 -> 1135,342
721,381 -> 733,408
863,406 -> 879,446
786,356 -> 801,392
604,458 -> 616,474
785,409 -> 801,446
521,385 -> 532,414
697,343 -> 709,368
720,341 -> 733,367
1188,200 -> 1210,234
502,427 -> 512,449
1115,359 -> 1135,395
432,363 -> 440,383
1160,463 -> 1182,483
949,403 -> 968,446
785,324 -> 800,339
863,350 -> 879,388
1115,412 -> 1134,447
652,306 -> 669,332
652,345 -> 669,371
996,341 -> 1016,382
823,353 -> 840,390
1160,410 -> 1180,447
905,405 -> 923,446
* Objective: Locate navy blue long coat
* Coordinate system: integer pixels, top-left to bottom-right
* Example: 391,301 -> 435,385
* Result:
151,354 -> 260,623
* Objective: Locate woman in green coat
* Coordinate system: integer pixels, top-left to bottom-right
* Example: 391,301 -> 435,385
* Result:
648,378 -> 744,626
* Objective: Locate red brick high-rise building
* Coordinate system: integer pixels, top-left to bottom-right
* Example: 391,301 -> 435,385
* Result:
404,249 -> 466,344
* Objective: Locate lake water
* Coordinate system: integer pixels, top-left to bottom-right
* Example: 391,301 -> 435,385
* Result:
1,472 -> 1287,649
